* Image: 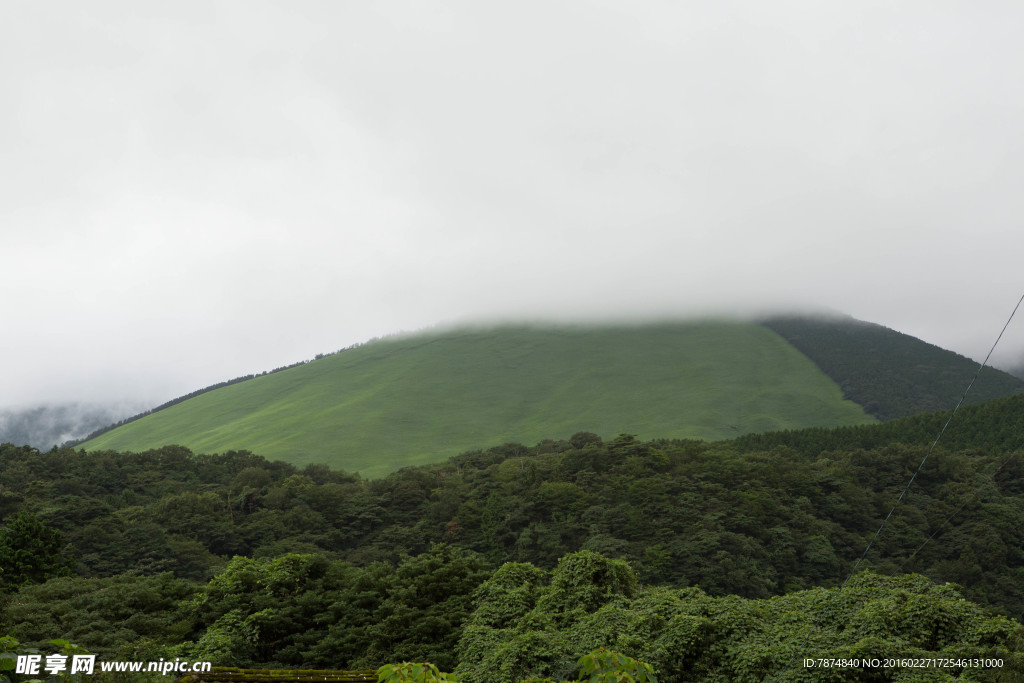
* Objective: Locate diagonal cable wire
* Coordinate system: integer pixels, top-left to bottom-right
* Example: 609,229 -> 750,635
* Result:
894,447 -> 1018,575
771,291 -> 1024,681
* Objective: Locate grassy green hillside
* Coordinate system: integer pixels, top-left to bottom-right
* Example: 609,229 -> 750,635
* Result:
80,321 -> 873,477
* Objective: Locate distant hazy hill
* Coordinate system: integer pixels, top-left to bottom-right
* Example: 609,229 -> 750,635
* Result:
78,317 -> 1024,478
1004,359 -> 1024,381
0,402 -> 139,450
80,321 -> 875,477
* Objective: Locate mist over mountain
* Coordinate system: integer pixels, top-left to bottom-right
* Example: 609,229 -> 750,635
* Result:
1002,357 -> 1024,381
0,402 -> 143,450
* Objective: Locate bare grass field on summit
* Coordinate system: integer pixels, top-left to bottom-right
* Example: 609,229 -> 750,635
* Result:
80,321 -> 875,477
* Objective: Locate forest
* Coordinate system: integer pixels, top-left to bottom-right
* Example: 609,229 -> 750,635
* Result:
2,395 -> 1024,680
761,315 -> 1024,420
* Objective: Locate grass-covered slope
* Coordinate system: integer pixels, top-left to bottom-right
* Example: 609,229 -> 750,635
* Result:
80,321 -> 873,477
763,314 -> 1024,419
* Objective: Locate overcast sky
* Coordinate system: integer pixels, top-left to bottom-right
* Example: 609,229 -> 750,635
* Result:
4,1 -> 1024,410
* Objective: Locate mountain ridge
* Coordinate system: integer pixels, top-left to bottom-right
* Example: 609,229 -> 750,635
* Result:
74,315 -> 1024,477
78,319 -> 874,476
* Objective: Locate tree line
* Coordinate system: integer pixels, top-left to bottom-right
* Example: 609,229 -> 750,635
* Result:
2,546 -> 1021,681
3,394 -> 1024,677
3,399 -> 1024,617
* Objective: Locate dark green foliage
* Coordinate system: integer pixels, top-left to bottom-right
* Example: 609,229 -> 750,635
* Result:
0,444 -> 339,582
464,562 -> 549,631
762,315 -> 1024,420
569,432 -> 603,450
459,553 -> 1024,683
458,552 -> 646,683
3,390 -> 1024,670
729,393 -> 1024,458
174,546 -> 490,670
5,389 -> 1024,619
0,573 -> 195,658
176,553 -> 345,666
363,427 -> 1024,619
536,551 -> 638,618
355,544 -> 493,670
0,509 -> 73,591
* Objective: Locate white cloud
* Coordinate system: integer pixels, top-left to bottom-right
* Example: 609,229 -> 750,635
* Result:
4,0 -> 1024,408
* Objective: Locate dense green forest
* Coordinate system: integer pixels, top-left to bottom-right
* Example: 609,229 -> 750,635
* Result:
762,316 -> 1024,420
6,398 -> 1024,610
3,394 -> 1024,679
9,550 -> 1021,681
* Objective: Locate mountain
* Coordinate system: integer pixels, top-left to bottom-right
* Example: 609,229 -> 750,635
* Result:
78,320 -> 870,477
77,317 -> 1024,478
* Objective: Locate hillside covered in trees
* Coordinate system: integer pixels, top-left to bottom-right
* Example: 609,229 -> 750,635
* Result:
3,394 -> 1024,679
762,315 -> 1024,420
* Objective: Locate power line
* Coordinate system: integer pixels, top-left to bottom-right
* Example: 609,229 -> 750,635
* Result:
771,291 -> 1024,681
894,448 -> 1017,574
